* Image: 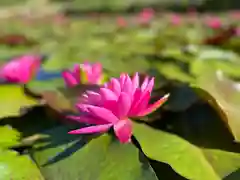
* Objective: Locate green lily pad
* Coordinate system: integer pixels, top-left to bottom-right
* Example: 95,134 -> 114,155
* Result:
32,125 -> 158,180
0,85 -> 38,119
0,149 -> 43,180
191,60 -> 240,78
154,62 -> 194,83
133,122 -> 240,180
0,126 -> 20,148
40,84 -> 101,113
27,78 -> 64,93
193,69 -> 240,142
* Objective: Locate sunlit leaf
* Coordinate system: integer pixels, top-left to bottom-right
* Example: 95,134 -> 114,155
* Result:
0,149 -> 43,180
32,125 -> 158,180
133,122 -> 240,180
0,85 -> 38,119
193,69 -> 240,142
0,126 -> 20,148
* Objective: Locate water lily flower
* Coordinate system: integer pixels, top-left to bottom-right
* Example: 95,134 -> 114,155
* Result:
0,55 -> 41,83
62,62 -> 103,87
68,73 -> 169,143
230,11 -> 240,20
236,27 -> 240,37
116,16 -> 127,28
170,14 -> 181,25
137,8 -> 155,26
205,17 -> 222,29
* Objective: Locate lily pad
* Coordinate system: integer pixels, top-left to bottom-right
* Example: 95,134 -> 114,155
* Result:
40,84 -> 101,114
0,126 -> 20,149
0,149 -> 43,180
32,125 -> 158,180
0,85 -> 39,119
193,70 -> 240,142
133,122 -> 240,180
154,62 -> 194,83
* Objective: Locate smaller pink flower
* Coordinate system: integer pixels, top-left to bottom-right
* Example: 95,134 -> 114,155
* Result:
137,8 -> 155,26
62,62 -> 103,87
116,16 -> 127,28
170,14 -> 181,25
205,17 -> 222,29
53,14 -> 69,25
236,27 -> 240,37
230,11 -> 240,20
0,55 -> 41,84
68,73 -> 169,143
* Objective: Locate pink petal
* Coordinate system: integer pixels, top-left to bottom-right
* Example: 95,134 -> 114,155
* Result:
114,119 -> 132,143
130,89 -> 142,110
108,78 -> 121,96
92,63 -> 102,74
66,115 -> 106,124
68,124 -> 112,134
116,92 -> 131,118
122,75 -> 133,95
138,94 -> 169,116
72,64 -> 81,83
131,72 -> 139,92
131,91 -> 150,115
87,105 -> 119,123
102,100 -> 118,115
120,73 -> 126,87
144,77 -> 154,93
0,56 -> 40,84
141,76 -> 149,91
62,71 -> 78,87
85,91 -> 101,104
100,88 -> 118,101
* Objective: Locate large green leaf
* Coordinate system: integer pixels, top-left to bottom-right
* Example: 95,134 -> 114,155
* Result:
0,85 -> 38,119
193,69 -> 240,142
154,62 -> 194,83
133,123 -> 240,180
32,125 -> 158,180
0,149 -> 43,180
0,126 -> 20,148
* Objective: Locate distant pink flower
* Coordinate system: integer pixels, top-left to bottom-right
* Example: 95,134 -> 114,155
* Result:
116,16 -> 127,28
170,14 -> 181,25
138,8 -> 155,26
0,55 -> 41,84
53,14 -> 69,25
230,11 -> 240,20
236,27 -> 240,36
205,17 -> 222,29
68,73 -> 169,143
62,62 -> 103,87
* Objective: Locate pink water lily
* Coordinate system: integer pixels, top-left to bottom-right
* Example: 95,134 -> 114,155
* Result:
117,16 -> 127,28
205,17 -> 222,29
236,27 -> 240,37
68,73 -> 169,143
137,8 -> 155,26
170,14 -> 181,25
0,55 -> 41,83
62,62 -> 103,87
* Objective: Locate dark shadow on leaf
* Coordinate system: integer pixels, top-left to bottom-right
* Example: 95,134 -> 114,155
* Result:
0,106 -> 60,137
42,138 -> 89,167
131,135 -> 187,180
33,124 -> 99,166
148,102 -> 240,153
149,159 -> 188,180
145,55 -> 191,75
224,168 -> 240,180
